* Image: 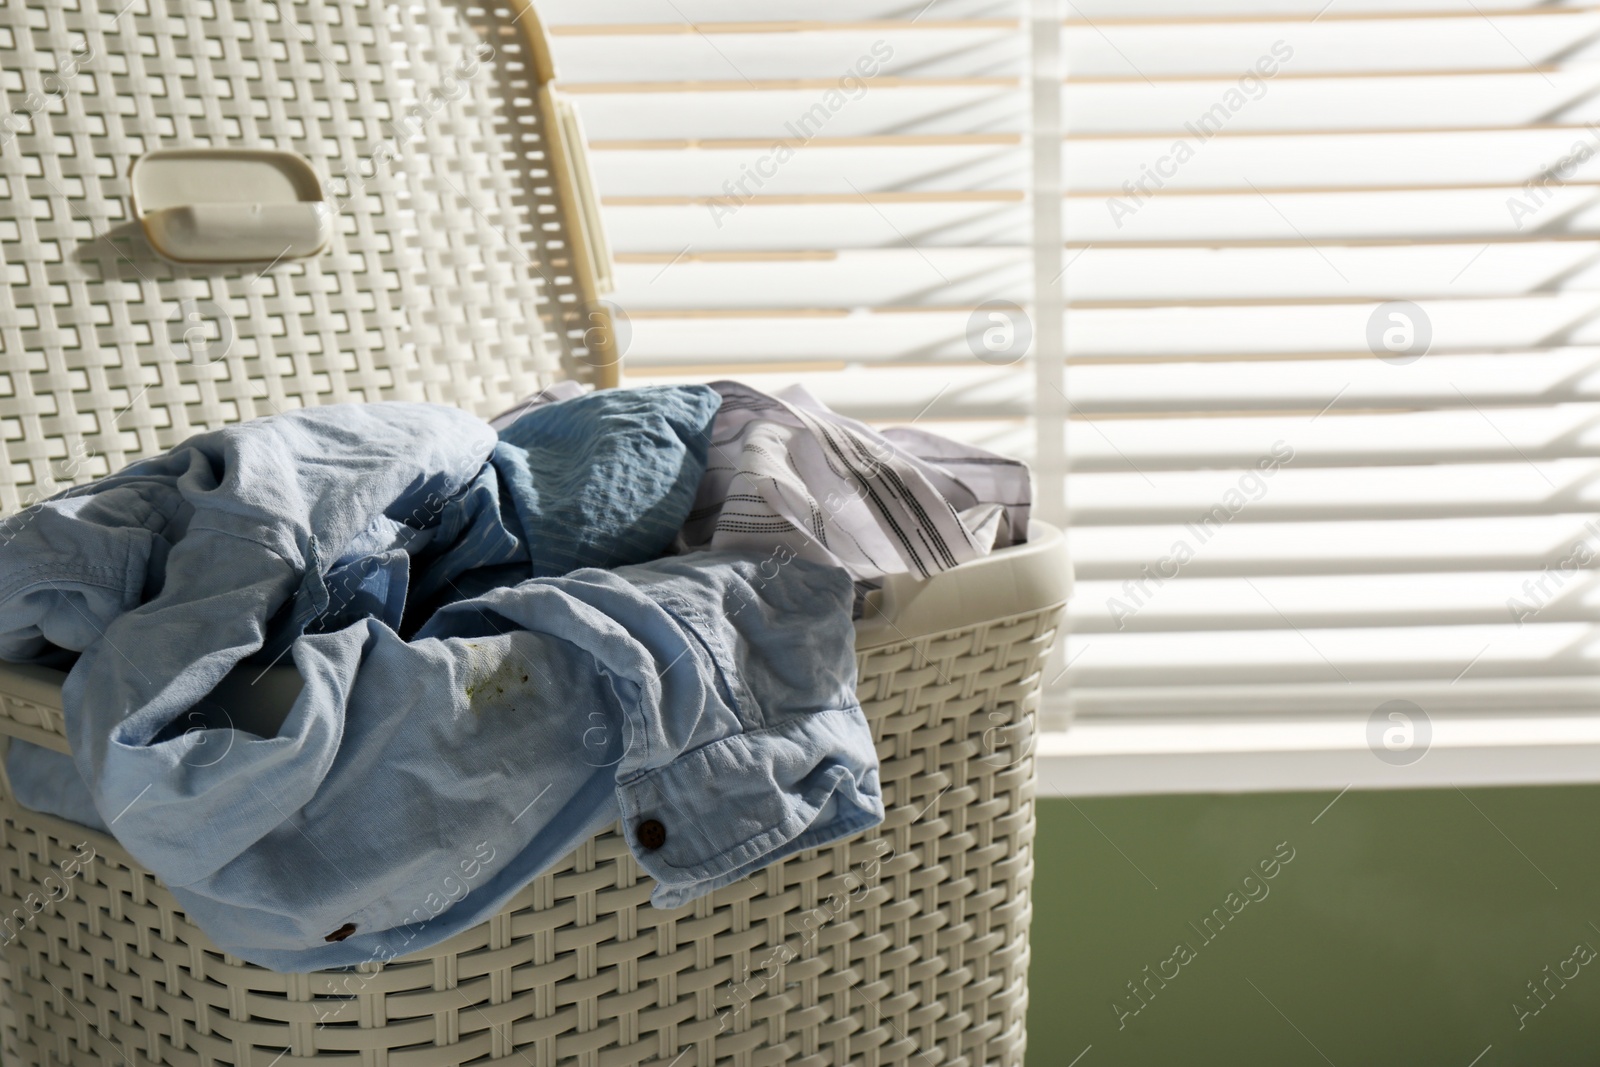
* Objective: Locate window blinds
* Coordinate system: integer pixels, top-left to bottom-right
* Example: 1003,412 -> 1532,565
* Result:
541,0 -> 1600,725
538,0 -> 1036,465
1060,0 -> 1600,721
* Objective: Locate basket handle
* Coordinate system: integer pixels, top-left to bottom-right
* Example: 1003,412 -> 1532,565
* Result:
511,1 -> 622,389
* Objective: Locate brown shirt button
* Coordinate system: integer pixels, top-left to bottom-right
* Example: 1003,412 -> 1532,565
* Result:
324,922 -> 358,943
637,818 -> 667,851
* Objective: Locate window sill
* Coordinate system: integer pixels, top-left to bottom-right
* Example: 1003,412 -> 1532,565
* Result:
1035,714 -> 1600,797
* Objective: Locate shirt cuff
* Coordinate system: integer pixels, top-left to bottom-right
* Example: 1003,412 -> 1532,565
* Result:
615,705 -> 883,909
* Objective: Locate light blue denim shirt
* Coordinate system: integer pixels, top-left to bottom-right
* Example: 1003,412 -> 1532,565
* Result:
0,399 -> 882,971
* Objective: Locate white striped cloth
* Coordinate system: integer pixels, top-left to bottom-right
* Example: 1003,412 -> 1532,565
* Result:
492,380 -> 1031,584
685,382 -> 1028,582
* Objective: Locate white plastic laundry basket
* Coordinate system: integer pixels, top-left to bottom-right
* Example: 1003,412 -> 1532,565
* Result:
0,1 -> 1071,1065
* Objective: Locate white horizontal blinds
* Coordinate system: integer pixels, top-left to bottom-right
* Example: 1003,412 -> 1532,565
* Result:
537,1 -> 1036,461
1059,0 -> 1600,719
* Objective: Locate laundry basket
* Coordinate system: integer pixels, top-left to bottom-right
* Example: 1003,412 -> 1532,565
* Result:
0,2 -> 1072,1065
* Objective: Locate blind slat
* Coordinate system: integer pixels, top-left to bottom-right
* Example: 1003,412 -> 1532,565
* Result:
1070,460 -> 1600,525
1069,513 -> 1600,578
1062,73 -> 1600,134
1067,406 -> 1600,470
1069,572 -> 1600,632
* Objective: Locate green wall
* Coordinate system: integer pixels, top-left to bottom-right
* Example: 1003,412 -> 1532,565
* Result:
1027,788 -> 1600,1066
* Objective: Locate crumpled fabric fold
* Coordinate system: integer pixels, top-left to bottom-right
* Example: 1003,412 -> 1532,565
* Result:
0,394 -> 881,971
685,381 -> 1031,581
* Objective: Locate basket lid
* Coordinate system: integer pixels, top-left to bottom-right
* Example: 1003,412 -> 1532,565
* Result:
0,0 -> 616,515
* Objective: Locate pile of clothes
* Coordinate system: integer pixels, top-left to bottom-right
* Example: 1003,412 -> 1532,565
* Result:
0,382 -> 1029,971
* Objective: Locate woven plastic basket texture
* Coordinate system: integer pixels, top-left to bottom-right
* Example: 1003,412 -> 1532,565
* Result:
0,0 -> 1064,1064
0,603 -> 1059,1066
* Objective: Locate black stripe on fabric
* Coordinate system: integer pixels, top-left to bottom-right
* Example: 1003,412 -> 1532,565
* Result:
907,455 -> 1028,467
828,416 -> 968,570
806,411 -> 932,580
715,520 -> 804,534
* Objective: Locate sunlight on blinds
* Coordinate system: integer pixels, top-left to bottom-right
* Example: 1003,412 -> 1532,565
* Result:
1060,0 -> 1600,721
542,0 -> 1600,728
540,0 -> 1036,467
